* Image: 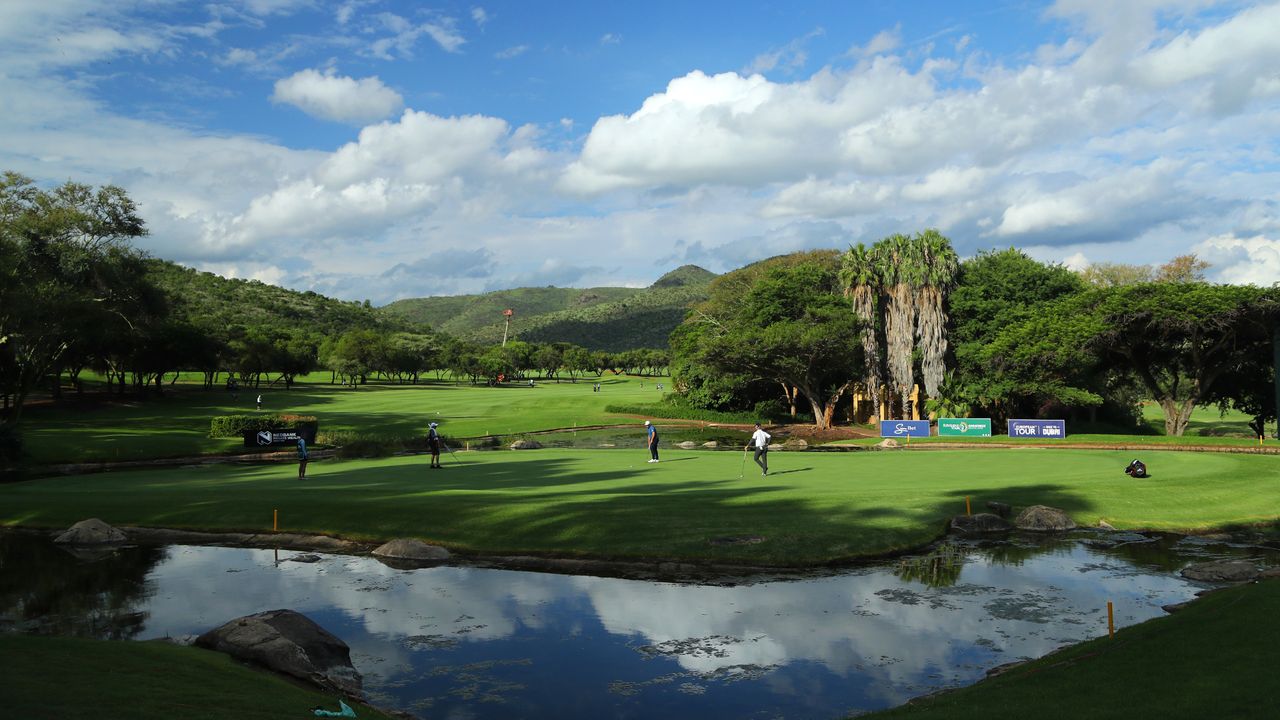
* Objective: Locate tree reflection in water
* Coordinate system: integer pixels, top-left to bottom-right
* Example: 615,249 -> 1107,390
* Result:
896,542 -> 967,587
0,532 -> 168,639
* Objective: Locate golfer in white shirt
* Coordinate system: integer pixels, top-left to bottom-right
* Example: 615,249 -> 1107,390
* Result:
748,423 -> 771,476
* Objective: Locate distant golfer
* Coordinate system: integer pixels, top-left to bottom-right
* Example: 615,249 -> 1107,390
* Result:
645,420 -> 659,463
428,422 -> 442,469
296,438 -> 308,479
748,423 -> 771,476
256,393 -> 262,410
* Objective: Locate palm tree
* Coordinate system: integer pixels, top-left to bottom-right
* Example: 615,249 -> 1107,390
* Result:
875,233 -> 923,418
839,243 -> 883,421
914,229 -> 960,398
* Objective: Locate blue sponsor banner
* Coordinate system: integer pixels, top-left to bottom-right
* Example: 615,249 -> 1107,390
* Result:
880,420 -> 931,438
1008,419 -> 1066,438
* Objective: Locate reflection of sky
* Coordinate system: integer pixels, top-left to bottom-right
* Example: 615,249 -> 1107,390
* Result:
5,538 -> 1263,719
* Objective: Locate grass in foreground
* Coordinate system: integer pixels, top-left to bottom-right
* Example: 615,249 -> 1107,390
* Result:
3,449 -> 1276,565
869,578 -> 1280,719
0,634 -> 395,720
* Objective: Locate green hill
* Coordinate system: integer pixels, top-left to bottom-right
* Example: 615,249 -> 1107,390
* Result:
145,259 -> 402,337
379,265 -> 716,350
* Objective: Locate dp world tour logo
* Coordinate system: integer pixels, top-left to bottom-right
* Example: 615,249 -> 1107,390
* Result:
256,430 -> 273,446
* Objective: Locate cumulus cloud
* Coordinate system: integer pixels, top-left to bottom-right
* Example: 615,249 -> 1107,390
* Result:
1194,233 -> 1280,286
271,68 -> 403,124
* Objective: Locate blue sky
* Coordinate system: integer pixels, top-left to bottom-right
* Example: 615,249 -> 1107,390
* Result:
2,1 -> 1278,302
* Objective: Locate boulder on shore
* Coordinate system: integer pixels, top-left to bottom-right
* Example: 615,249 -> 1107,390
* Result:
1014,505 -> 1077,531
1180,560 -> 1260,583
509,439 -> 542,450
702,441 -> 719,448
195,609 -> 362,695
675,441 -> 699,449
53,518 -> 126,545
950,513 -> 1012,534
985,501 -> 1011,518
371,538 -> 451,562
876,439 -> 900,449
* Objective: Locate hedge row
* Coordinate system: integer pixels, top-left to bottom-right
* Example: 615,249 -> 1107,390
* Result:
209,414 -> 318,438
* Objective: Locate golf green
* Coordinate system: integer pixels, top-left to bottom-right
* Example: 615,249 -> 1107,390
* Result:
4,448 -> 1275,565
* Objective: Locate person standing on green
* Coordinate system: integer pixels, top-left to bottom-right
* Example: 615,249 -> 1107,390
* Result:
296,438 -> 309,479
427,422 -> 442,469
644,420 -> 659,463
748,423 -> 771,476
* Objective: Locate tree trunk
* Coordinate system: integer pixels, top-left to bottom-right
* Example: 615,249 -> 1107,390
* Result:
1159,397 -> 1196,436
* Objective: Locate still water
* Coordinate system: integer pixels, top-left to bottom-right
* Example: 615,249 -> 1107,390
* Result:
1,531 -> 1273,719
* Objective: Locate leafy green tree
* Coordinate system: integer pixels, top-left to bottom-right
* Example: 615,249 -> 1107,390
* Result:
988,283 -> 1279,435
947,249 -> 1087,421
680,255 -> 861,429
1,172 -> 149,423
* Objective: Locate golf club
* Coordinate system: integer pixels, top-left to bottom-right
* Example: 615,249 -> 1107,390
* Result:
738,446 -> 748,479
441,438 -> 463,465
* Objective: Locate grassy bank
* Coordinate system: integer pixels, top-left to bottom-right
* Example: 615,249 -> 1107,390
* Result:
0,634 -> 395,720
3,449 -> 1276,565
869,578 -> 1280,719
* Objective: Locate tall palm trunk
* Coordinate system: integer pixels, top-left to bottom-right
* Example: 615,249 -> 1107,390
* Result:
851,286 -> 882,420
885,282 -> 915,417
914,230 -> 959,398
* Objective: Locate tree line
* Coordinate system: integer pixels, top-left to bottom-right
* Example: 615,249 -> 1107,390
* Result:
0,175 -> 667,458
673,233 -> 1280,436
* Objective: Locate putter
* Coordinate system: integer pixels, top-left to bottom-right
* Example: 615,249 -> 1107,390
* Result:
738,446 -> 749,479
441,439 -> 463,465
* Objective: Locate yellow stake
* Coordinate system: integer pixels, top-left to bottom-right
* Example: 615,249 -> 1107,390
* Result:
966,496 -> 971,516
273,509 -> 278,532
1107,601 -> 1115,638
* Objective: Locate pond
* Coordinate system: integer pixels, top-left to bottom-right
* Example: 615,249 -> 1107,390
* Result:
1,531 -> 1274,719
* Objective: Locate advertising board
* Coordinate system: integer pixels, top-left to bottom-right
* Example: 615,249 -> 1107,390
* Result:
937,418 -> 992,437
1007,419 -> 1066,438
879,420 -> 931,438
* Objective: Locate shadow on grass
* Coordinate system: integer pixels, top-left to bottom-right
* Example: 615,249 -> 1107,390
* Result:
1,450 -> 1130,566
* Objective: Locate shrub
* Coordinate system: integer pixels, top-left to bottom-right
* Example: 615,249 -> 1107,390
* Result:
0,424 -> 23,464
604,398 -> 759,424
209,414 -> 318,438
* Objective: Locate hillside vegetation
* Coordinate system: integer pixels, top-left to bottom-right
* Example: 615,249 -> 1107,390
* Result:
146,259 -> 404,337
380,265 -> 716,350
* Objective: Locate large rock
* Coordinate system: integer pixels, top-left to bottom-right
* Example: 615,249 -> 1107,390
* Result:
783,438 -> 809,450
1180,560 -> 1260,583
509,439 -> 542,450
950,513 -> 1012,534
53,518 -> 126,545
372,538 -> 450,562
876,439 -> 900,449
702,441 -> 719,448
196,610 -> 361,695
1014,505 -> 1077,531
675,441 -> 699,449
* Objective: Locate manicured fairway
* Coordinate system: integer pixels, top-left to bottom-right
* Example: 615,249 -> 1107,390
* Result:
20,374 -> 671,464
4,448 -> 1276,565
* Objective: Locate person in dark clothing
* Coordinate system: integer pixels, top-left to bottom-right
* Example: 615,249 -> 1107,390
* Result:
1124,459 -> 1148,478
297,438 -> 309,479
644,420 -> 659,463
748,423 -> 771,476
428,422 -> 442,469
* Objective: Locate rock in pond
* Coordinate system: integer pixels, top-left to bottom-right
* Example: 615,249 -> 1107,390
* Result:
876,439 -> 900,449
950,513 -> 1012,534
53,518 -> 127,545
372,538 -> 451,564
509,439 -> 542,450
1014,505 -> 1077,531
675,441 -> 699,449
702,441 -> 719,448
196,609 -> 362,695
783,438 -> 809,450
985,501 -> 1011,518
1180,560 -> 1260,583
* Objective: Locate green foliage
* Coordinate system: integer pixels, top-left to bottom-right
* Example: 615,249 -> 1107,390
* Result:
208,414 -> 318,438
673,251 -> 860,428
379,266 -> 716,351
604,398 -> 762,424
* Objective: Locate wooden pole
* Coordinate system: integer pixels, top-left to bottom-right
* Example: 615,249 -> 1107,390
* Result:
273,509 -> 278,532
1107,601 -> 1115,638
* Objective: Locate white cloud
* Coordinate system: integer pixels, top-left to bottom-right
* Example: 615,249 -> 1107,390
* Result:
1194,233 -> 1280,286
600,32 -> 621,45
496,44 -> 528,60
271,68 -> 403,124
367,12 -> 465,59
850,26 -> 901,57
471,7 -> 489,26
